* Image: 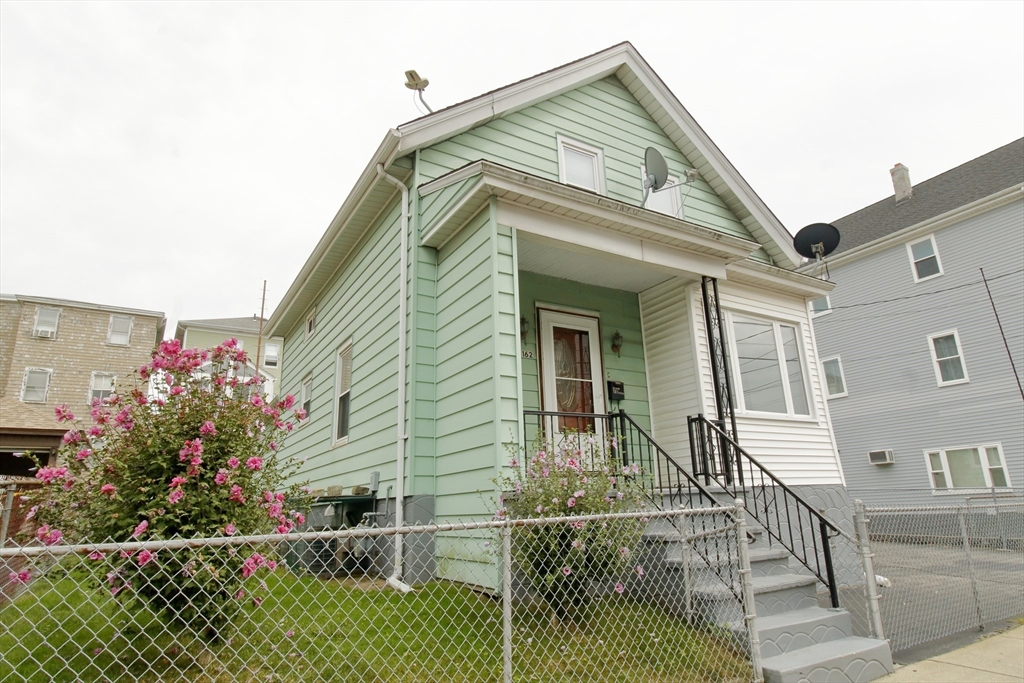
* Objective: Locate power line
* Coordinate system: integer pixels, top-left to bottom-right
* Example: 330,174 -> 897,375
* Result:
826,267 -> 1023,312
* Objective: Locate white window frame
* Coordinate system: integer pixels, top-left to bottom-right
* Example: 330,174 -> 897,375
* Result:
925,444 -> 1012,493
32,307 -> 61,339
726,311 -> 813,419
21,367 -> 52,403
928,329 -> 969,386
821,356 -> 848,399
305,309 -> 316,340
808,296 -> 832,318
263,342 -> 281,368
107,315 -> 134,346
332,341 -> 352,447
556,134 -> 606,194
906,234 -> 943,283
640,166 -> 681,217
89,372 -> 116,403
299,374 -> 313,424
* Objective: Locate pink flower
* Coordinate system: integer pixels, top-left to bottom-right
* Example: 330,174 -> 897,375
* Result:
293,512 -> 305,525
54,405 -> 75,422
294,409 -> 307,421
88,551 -> 105,561
62,429 -> 82,445
619,547 -> 630,558
100,483 -> 116,497
285,630 -> 294,638
227,457 -> 240,469
137,549 -> 155,566
73,448 -> 91,461
169,386 -> 185,396
267,502 -> 283,518
635,565 -> 645,578
25,505 -> 37,521
279,394 -> 296,410
199,420 -> 217,436
269,441 -> 279,451
566,497 -> 576,508
168,489 -> 184,505
214,470 -> 229,486
224,523 -> 237,536
614,582 -> 625,594
250,394 -> 264,407
169,476 -> 188,488
178,439 -> 203,461
87,426 -> 103,437
267,560 -> 278,571
246,457 -> 263,471
561,566 -> 572,576
229,485 -> 245,504
242,553 -> 266,578
234,589 -> 246,600
36,525 -> 63,546
35,466 -> 69,485
132,520 -> 149,538
252,596 -> 263,607
9,570 -> 31,584
535,505 -> 544,514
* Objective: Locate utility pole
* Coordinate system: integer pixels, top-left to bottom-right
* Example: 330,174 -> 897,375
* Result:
980,268 -> 1023,402
256,280 -> 267,370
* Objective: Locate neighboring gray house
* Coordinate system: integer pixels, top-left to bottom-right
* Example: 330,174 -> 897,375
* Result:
810,139 -> 1023,507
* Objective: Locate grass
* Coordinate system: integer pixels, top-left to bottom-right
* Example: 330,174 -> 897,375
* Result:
1,568 -> 751,682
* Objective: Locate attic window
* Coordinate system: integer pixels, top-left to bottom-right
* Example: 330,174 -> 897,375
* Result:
557,135 -> 605,194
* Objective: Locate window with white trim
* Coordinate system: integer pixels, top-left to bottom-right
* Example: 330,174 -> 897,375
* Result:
821,357 -> 847,398
926,444 -> 1010,491
90,372 -> 116,402
928,330 -> 968,386
728,313 -> 811,416
107,315 -> 133,346
809,296 -> 831,317
32,307 -> 60,339
640,166 -> 681,217
557,135 -> 605,194
264,342 -> 280,368
907,235 -> 943,282
22,368 -> 51,403
333,342 -> 352,444
305,310 -> 316,339
300,374 -> 313,422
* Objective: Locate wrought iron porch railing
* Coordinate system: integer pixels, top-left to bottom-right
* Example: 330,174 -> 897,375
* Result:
688,413 -> 842,608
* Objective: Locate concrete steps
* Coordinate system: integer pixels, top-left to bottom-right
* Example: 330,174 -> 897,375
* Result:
760,636 -> 893,683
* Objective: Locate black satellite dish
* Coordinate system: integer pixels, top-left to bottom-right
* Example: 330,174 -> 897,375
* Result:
793,222 -> 841,261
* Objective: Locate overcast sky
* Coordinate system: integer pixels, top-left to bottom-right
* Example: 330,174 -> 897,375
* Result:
2,1 -> 1022,337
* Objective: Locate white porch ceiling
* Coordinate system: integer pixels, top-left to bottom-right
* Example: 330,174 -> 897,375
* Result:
516,234 -> 682,293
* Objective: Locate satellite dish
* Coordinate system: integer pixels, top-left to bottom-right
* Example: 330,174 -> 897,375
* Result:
793,222 -> 841,261
641,147 -> 670,208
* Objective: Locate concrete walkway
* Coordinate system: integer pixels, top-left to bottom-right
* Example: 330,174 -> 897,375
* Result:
877,625 -> 1024,682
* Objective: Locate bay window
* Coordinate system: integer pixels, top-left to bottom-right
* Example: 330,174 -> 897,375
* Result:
729,314 -> 811,417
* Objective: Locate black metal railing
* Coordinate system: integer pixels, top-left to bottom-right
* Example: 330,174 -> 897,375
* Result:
521,409 -> 743,600
688,413 -> 842,608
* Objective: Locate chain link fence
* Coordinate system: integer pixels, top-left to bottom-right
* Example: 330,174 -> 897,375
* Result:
859,499 -> 1024,653
1,506 -> 759,682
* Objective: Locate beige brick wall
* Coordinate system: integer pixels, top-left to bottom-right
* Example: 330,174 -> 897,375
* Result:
1,301 -> 162,420
0,299 -> 21,397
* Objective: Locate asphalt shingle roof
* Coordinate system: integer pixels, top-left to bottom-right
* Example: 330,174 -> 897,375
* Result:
831,138 -> 1024,256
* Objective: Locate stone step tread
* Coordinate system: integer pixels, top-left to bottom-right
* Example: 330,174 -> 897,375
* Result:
748,547 -> 791,563
751,573 -> 818,594
756,607 -> 851,633
760,636 -> 891,674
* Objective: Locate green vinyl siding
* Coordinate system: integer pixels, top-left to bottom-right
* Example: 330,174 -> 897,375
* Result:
518,271 -> 651,433
418,75 -> 752,241
418,175 -> 481,240
278,199 -> 403,495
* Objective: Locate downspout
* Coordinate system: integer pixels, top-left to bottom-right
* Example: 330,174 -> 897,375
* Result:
376,163 -> 414,594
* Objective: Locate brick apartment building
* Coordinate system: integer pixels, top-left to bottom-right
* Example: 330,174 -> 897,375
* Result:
0,293 -> 165,478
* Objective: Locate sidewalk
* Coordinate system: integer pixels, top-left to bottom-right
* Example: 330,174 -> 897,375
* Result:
877,625 -> 1024,682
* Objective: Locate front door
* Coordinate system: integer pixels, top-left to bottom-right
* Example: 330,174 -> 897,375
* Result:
539,309 -> 606,435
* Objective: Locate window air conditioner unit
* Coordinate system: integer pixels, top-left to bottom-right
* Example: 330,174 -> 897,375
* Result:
34,330 -> 55,339
868,449 -> 895,465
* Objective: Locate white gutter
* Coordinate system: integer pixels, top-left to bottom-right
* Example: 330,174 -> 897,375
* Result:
375,164 -> 414,594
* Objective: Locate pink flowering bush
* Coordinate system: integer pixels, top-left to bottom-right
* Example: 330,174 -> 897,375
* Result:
28,338 -> 311,642
496,433 -> 647,624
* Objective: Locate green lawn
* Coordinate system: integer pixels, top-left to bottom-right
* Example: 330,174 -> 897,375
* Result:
0,569 -> 751,682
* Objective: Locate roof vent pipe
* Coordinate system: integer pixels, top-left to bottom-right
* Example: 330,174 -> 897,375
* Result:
890,163 -> 913,203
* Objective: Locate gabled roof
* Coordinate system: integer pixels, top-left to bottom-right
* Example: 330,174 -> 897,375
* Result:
269,42 -> 802,336
831,138 -> 1024,257
176,316 -> 269,339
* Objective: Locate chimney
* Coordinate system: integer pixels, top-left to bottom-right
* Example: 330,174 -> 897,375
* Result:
890,163 -> 913,203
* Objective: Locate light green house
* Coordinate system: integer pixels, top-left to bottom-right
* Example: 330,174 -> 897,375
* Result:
269,42 -> 849,582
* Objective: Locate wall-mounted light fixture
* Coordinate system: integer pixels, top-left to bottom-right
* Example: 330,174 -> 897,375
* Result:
520,316 -> 530,340
611,331 -> 623,357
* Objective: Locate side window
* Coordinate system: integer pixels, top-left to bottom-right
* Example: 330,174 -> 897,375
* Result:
334,342 -> 352,444
264,342 -> 280,368
821,357 -> 847,398
22,368 -> 52,403
927,445 -> 1011,491
557,135 -> 605,194
33,307 -> 61,339
306,310 -> 317,339
107,315 -> 133,346
300,374 -> 313,422
928,330 -> 968,386
90,372 -> 116,402
809,296 -> 831,317
907,235 -> 943,282
640,166 -> 681,217
728,313 -> 811,417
